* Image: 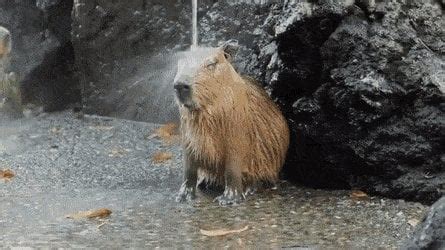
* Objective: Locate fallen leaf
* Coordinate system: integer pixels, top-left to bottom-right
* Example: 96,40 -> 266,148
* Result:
200,225 -> 249,237
152,151 -> 173,164
408,218 -> 420,227
149,123 -> 179,144
66,208 -> 112,219
350,190 -> 368,199
0,169 -> 15,181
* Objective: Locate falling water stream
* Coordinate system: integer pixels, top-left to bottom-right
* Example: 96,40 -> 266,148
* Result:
191,0 -> 198,50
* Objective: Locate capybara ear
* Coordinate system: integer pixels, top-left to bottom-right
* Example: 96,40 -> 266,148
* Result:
220,39 -> 239,61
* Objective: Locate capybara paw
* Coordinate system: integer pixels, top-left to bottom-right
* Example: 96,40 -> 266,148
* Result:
244,186 -> 257,196
176,184 -> 196,202
214,188 -> 245,206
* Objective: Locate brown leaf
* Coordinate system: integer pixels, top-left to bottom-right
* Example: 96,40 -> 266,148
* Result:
66,208 -> 112,219
350,190 -> 369,199
0,169 -> 15,181
200,226 -> 249,237
152,151 -> 173,164
149,123 -> 179,144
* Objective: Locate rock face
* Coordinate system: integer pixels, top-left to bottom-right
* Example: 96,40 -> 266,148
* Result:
268,0 -> 445,204
72,0 -> 205,122
402,197 -> 445,249
4,0 -> 444,204
0,0 -> 79,111
71,0 -> 273,123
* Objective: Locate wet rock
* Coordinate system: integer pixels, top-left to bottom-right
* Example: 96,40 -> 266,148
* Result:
402,197 -> 445,249
262,0 -> 444,204
0,0 -> 79,111
71,0 -> 270,123
71,0 -> 198,123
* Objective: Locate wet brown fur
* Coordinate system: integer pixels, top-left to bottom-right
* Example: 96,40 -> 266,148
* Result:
179,49 -> 289,190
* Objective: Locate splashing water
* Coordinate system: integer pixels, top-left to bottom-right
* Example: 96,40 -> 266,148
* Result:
191,0 -> 198,50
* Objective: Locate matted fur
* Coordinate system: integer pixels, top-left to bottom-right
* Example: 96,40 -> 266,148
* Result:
178,49 -> 290,189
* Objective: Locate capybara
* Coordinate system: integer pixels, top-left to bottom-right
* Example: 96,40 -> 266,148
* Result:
174,40 -> 289,205
0,26 -> 11,59
0,26 -> 20,116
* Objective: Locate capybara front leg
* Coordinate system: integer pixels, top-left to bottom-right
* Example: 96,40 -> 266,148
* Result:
176,150 -> 198,202
215,160 -> 245,205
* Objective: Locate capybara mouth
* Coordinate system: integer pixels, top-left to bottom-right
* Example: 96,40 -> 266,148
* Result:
175,89 -> 197,110
182,102 -> 198,111
175,95 -> 196,110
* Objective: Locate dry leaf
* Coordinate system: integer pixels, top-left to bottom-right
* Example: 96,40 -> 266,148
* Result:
350,190 -> 368,199
149,123 -> 179,144
152,151 -> 173,164
200,225 -> 249,237
66,208 -> 112,219
0,169 -> 15,181
408,218 -> 420,227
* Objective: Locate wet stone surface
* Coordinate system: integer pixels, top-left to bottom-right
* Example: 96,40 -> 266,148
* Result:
0,112 -> 429,248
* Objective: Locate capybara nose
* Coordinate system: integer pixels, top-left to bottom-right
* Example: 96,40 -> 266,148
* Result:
174,83 -> 190,93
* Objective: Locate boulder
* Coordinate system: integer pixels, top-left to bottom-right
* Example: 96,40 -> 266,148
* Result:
402,197 -> 445,249
0,0 -> 79,111
268,0 -> 444,204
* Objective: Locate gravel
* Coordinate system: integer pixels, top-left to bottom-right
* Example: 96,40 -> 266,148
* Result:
0,112 -> 429,248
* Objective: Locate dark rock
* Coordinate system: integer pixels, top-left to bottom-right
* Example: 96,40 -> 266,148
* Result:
71,0 -> 271,123
402,197 -> 445,249
264,0 -> 444,204
0,0 -> 79,111
72,0 -> 193,122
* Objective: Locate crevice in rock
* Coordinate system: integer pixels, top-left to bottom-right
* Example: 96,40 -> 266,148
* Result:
2,0 -> 80,111
271,12 -> 351,188
21,42 -> 80,111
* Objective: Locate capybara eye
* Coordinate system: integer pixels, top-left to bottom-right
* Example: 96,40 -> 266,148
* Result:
205,58 -> 218,69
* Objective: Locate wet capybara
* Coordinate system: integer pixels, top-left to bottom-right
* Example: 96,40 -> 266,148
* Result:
174,40 -> 289,205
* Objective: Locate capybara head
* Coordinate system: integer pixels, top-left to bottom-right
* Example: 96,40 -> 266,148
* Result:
174,40 -> 240,110
0,26 -> 11,59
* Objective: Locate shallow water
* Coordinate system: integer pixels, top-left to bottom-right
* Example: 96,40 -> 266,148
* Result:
0,112 -> 428,248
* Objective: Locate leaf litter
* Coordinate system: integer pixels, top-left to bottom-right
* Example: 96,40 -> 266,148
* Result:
147,123 -> 179,145
350,190 -> 369,200
152,151 -> 173,164
66,208 -> 112,220
0,169 -> 15,182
